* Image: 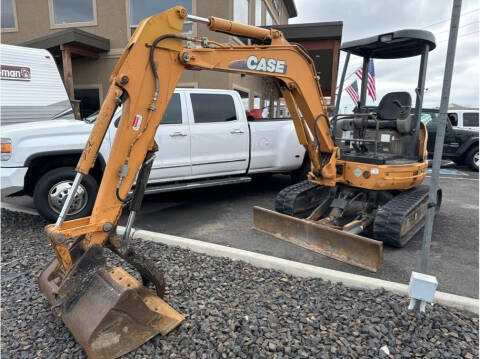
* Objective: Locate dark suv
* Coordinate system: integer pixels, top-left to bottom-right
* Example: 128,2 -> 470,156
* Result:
421,109 -> 478,171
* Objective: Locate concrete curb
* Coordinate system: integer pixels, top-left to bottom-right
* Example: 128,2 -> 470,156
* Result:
120,227 -> 479,314
1,203 -> 38,216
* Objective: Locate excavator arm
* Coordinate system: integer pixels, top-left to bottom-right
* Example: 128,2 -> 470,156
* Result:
39,7 -> 341,358
45,6 -> 339,273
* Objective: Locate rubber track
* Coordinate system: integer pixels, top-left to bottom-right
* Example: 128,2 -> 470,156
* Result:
275,180 -> 321,218
373,185 -> 430,248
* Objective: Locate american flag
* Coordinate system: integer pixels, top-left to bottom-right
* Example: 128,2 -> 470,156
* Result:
355,60 -> 376,101
345,80 -> 360,104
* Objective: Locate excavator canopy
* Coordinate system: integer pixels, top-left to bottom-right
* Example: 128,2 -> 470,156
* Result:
341,29 -> 436,59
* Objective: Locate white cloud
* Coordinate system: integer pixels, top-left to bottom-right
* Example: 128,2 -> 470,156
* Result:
291,0 -> 479,111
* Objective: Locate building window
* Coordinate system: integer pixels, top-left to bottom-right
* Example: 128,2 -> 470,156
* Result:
254,0 -> 262,26
51,0 -> 96,26
129,0 -> 193,35
254,95 -> 261,109
234,0 -> 250,24
1,0 -> 17,31
278,98 -> 289,118
74,88 -> 100,118
265,8 -> 275,26
271,0 -> 281,16
264,99 -> 270,117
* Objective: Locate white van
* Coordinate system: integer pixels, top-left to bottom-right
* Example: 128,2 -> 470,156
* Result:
1,44 -> 71,125
448,110 -> 479,131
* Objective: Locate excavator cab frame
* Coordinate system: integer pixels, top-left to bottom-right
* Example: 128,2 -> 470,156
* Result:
334,29 -> 437,156
254,30 -> 440,273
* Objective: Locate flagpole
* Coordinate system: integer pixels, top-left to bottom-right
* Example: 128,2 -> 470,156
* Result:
359,57 -> 369,107
335,52 -> 350,115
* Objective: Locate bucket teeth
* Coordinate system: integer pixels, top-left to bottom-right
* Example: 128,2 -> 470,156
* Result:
39,245 -> 184,358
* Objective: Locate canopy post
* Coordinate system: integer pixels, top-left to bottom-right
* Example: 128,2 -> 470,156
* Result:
410,44 -> 430,156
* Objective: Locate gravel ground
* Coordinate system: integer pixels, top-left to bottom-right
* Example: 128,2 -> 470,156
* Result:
1,210 -> 478,359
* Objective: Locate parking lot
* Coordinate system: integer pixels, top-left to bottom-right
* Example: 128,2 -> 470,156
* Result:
3,163 -> 478,298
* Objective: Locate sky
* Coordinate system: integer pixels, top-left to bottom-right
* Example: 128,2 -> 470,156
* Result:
290,0 -> 479,112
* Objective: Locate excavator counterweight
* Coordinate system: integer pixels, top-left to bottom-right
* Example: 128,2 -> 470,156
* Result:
38,7 -> 439,357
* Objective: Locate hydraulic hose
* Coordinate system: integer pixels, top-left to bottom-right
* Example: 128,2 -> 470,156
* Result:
149,34 -> 194,104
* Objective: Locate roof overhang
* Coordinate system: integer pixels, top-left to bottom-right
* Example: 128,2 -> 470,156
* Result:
262,21 -> 343,99
267,21 -> 343,41
20,28 -> 110,58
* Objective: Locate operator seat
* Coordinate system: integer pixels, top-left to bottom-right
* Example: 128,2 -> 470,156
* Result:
376,91 -> 412,133
335,91 -> 415,162
350,91 -> 412,133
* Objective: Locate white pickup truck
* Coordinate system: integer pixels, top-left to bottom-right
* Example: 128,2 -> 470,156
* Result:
1,88 -> 309,221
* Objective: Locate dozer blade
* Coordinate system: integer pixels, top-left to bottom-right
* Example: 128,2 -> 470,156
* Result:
39,245 -> 184,359
253,206 -> 382,272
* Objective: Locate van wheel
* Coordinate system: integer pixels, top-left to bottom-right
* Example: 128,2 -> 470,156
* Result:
465,146 -> 479,171
291,155 -> 311,183
33,167 -> 98,222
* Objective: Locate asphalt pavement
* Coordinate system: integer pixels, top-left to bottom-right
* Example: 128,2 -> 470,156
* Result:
3,163 -> 478,298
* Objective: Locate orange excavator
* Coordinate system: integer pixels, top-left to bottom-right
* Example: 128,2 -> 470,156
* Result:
39,6 -> 440,358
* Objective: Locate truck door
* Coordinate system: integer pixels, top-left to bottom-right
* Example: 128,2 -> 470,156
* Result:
149,92 -> 192,182
424,112 -> 456,156
187,91 -> 249,176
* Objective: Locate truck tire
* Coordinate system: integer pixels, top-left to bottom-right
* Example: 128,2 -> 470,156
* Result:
291,155 -> 311,183
33,167 -> 98,222
465,146 -> 479,171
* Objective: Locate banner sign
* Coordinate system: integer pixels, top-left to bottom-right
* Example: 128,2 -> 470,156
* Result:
1,65 -> 31,81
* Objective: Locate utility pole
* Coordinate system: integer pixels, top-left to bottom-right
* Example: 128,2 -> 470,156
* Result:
409,0 -> 462,312
421,0 -> 461,273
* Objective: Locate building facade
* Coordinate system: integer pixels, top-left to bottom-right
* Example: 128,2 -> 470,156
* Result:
2,0 -> 341,118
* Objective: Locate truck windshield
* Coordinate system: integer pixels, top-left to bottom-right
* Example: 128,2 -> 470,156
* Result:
51,108 -> 99,123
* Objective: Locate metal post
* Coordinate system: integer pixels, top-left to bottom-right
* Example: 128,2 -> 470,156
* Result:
410,45 -> 430,156
359,57 -> 369,107
122,210 -> 136,253
334,52 -> 350,115
55,172 -> 84,227
419,0 -> 462,274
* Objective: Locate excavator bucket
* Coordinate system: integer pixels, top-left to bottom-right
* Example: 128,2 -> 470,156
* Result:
253,206 -> 383,272
39,245 -> 184,359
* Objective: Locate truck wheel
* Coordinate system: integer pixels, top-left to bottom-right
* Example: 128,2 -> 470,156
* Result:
33,167 -> 98,222
465,146 -> 479,171
291,155 -> 311,183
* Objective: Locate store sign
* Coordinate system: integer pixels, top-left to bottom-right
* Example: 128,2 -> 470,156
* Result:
1,65 -> 31,81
